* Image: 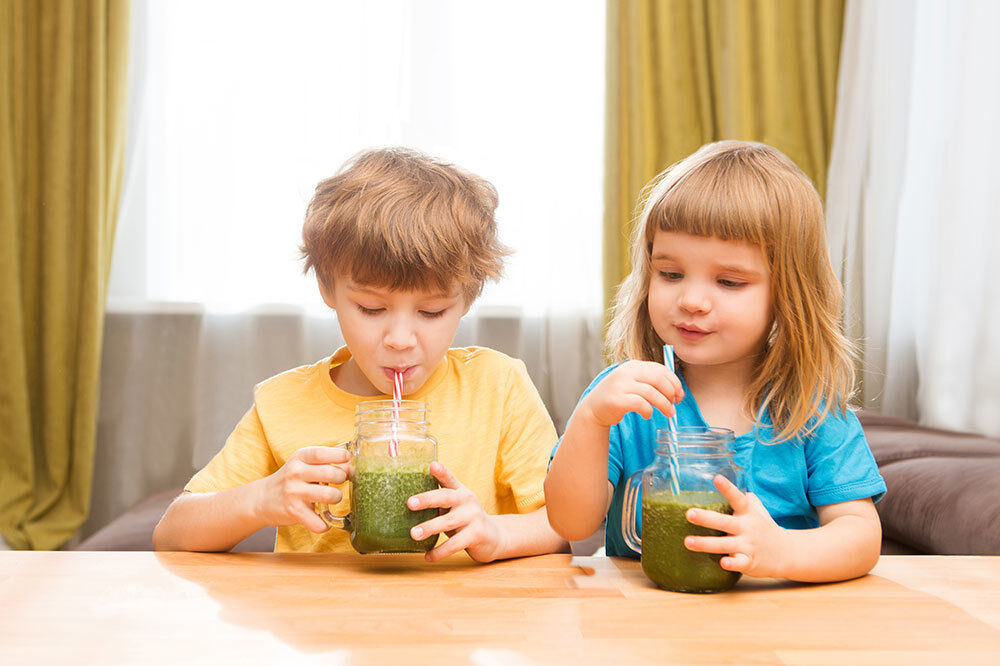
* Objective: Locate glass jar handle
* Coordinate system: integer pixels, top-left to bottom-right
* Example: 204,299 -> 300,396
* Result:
316,442 -> 351,531
621,471 -> 643,554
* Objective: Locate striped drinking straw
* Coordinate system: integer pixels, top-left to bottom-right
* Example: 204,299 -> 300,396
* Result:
663,345 -> 681,495
389,371 -> 403,457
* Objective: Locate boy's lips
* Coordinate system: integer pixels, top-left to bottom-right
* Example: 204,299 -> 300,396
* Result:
383,365 -> 418,382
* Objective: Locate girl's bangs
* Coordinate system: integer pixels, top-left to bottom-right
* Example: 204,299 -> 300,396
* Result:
646,158 -> 775,247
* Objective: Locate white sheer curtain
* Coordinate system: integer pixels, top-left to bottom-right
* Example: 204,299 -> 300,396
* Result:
87,0 -> 606,540
827,0 -> 1000,436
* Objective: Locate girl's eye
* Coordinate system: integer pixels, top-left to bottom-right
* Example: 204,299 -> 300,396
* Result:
420,310 -> 446,319
718,279 -> 746,288
357,305 -> 384,315
660,271 -> 683,281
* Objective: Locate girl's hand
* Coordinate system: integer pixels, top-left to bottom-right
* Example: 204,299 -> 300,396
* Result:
580,360 -> 684,428
407,462 -> 506,563
682,475 -> 789,579
255,444 -> 350,534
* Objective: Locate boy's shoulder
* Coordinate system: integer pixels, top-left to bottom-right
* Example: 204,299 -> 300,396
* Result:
251,357 -> 331,402
445,345 -> 521,370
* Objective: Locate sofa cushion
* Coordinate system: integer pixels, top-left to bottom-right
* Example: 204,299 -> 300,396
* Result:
857,410 -> 1000,465
75,488 -> 276,552
876,455 -> 1000,554
858,410 -> 1000,555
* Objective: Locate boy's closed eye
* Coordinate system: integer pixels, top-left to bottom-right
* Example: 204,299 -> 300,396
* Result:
419,309 -> 446,319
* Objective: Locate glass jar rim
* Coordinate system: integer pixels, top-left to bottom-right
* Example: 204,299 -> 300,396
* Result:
655,426 -> 735,441
355,399 -> 428,414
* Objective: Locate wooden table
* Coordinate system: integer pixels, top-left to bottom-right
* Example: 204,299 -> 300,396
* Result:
2,552 -> 999,664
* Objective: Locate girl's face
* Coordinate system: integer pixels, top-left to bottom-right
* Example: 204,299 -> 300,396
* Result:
647,230 -> 774,372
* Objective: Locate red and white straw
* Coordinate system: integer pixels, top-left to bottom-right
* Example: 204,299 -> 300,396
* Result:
389,371 -> 403,457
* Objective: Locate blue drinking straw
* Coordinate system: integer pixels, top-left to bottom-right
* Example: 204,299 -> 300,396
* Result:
663,345 -> 681,494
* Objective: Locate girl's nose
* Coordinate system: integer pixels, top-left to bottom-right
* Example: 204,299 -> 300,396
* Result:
384,316 -> 417,350
678,287 -> 711,314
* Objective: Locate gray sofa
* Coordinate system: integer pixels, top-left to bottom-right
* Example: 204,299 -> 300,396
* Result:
75,410 -> 1000,555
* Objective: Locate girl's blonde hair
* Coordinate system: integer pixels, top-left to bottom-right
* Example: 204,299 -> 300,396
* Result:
606,140 -> 855,442
301,147 -> 510,304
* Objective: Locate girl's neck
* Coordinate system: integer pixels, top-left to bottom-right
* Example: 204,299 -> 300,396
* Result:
681,357 -> 758,435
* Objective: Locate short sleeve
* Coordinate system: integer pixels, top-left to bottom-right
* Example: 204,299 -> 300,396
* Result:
549,365 -> 624,484
495,360 -> 559,513
185,405 -> 280,493
805,409 -> 887,507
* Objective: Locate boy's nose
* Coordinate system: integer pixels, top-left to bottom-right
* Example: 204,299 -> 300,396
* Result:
383,317 -> 417,350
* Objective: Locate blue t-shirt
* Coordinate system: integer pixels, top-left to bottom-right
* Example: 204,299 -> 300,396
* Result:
554,364 -> 887,558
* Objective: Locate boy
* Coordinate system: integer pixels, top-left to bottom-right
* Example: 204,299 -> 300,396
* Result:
153,147 -> 567,562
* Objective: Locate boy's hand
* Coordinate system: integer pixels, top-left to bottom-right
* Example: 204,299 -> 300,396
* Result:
580,360 -> 684,428
256,444 -> 350,534
681,474 -> 788,579
407,462 -> 506,563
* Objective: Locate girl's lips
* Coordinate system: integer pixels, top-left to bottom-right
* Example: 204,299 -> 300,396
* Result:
676,326 -> 710,341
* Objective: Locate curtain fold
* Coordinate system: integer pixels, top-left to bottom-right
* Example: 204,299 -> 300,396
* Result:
826,0 -> 1000,436
0,0 -> 130,549
604,0 -> 845,311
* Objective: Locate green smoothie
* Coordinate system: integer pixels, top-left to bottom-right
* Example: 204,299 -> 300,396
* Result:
349,456 -> 439,554
641,490 -> 741,593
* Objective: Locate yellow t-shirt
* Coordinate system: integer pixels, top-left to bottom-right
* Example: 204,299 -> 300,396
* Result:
185,346 -> 557,552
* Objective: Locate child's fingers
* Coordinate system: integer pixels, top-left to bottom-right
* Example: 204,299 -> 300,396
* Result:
684,533 -> 740,555
296,444 -> 351,465
297,504 -> 332,533
685,506 -> 736,534
713,475 -> 748,510
301,463 -> 348,485
428,461 -> 461,490
423,530 -> 472,563
407,487 -> 459,511
305,482 -> 343,506
410,509 -> 468,542
622,361 -> 684,404
719,552 -> 751,572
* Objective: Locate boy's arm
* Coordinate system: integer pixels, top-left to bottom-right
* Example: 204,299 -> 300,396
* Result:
153,445 -> 348,551
153,482 -> 272,552
408,462 -> 568,563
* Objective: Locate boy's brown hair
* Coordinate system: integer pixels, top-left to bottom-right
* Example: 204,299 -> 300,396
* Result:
301,147 -> 510,303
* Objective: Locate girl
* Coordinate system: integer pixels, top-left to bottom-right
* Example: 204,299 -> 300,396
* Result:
545,141 -> 886,583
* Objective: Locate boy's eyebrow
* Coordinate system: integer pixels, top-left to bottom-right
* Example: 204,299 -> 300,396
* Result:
346,283 -> 455,299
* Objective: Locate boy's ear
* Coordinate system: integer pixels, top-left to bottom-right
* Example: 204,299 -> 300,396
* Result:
318,278 -> 336,310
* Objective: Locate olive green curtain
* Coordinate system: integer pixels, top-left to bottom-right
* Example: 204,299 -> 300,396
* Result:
604,0 -> 845,311
0,0 -> 130,549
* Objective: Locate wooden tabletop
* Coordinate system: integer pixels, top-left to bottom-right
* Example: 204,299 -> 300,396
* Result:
2,552 -> 999,664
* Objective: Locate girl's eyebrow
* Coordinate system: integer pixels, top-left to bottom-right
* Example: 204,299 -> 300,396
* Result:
650,255 -> 762,277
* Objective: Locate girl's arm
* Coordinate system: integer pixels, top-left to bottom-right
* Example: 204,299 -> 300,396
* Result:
684,476 -> 882,582
544,412 -> 616,541
545,360 -> 684,542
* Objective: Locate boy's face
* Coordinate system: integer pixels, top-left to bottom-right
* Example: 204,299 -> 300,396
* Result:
320,274 -> 469,397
